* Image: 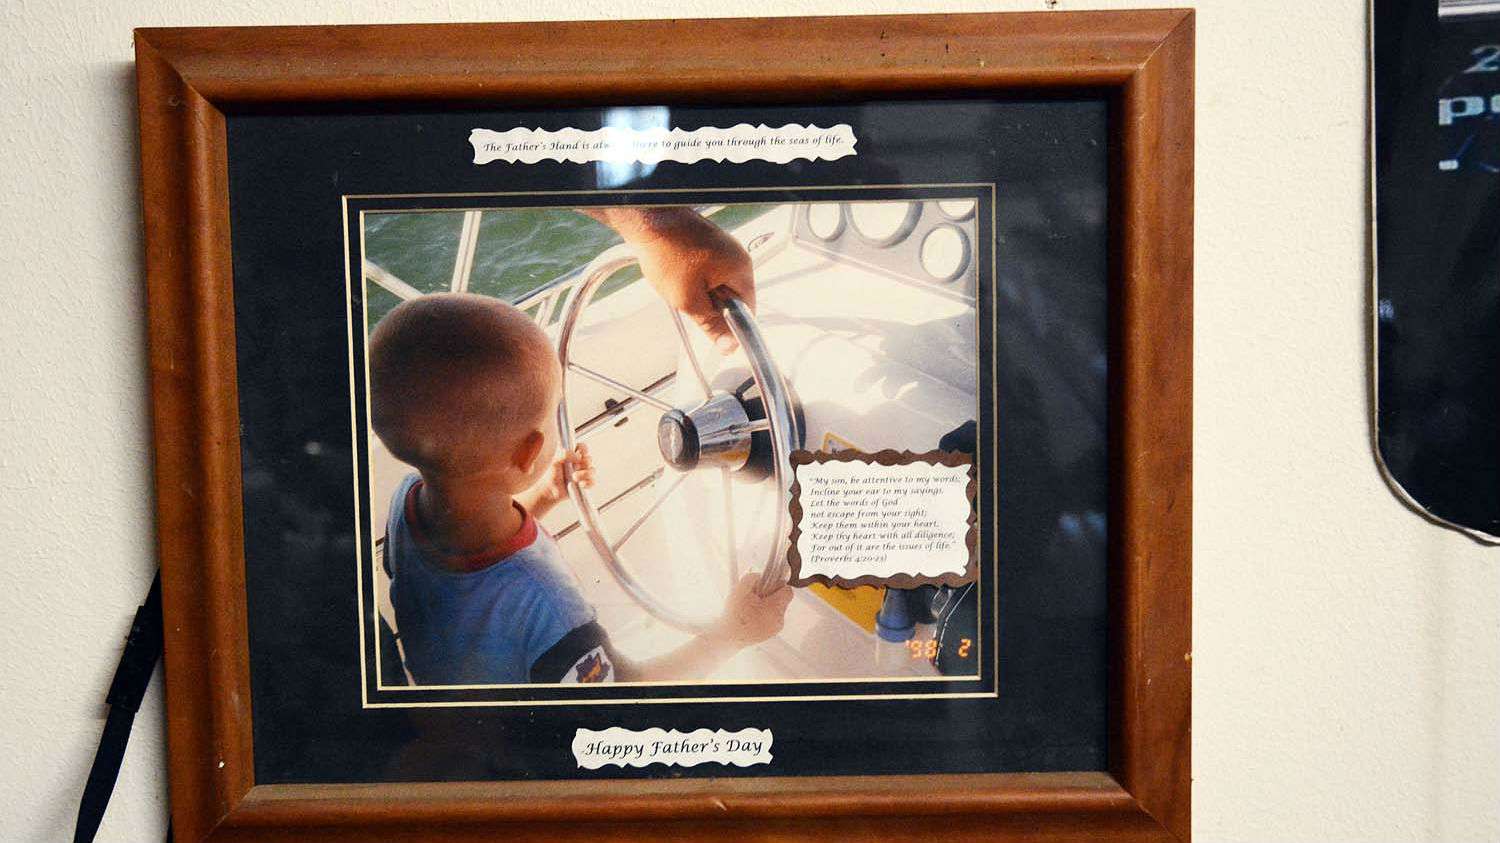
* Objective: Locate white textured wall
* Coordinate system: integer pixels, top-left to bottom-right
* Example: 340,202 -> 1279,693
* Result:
1,1 -> 1495,840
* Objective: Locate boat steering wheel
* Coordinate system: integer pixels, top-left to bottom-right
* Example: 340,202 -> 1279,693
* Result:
555,245 -> 802,633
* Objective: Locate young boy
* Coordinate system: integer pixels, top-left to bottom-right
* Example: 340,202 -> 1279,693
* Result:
371,292 -> 792,685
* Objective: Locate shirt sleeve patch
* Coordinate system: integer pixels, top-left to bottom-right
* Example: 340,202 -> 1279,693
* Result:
561,646 -> 615,684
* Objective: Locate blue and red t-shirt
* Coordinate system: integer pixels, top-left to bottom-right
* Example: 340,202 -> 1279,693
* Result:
383,473 -> 618,685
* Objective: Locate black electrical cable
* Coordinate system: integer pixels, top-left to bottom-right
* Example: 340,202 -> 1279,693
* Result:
73,571 -> 163,843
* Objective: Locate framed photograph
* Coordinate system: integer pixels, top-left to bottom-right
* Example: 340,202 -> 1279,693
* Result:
136,11 -> 1192,841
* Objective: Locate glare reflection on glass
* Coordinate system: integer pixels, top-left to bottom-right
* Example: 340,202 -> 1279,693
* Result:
596,106 -> 670,189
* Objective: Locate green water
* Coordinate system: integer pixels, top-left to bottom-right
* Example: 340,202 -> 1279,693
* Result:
363,204 -> 775,328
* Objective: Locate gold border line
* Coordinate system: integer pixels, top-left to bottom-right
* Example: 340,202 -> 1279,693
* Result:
345,182 -> 990,202
344,184 -> 999,709
376,673 -> 985,692
343,197 -> 371,709
362,691 -> 997,710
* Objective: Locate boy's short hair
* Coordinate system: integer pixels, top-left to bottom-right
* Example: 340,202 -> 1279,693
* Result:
369,293 -> 559,476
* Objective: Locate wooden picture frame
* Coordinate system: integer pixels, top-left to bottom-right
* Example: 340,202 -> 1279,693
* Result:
135,11 -> 1192,841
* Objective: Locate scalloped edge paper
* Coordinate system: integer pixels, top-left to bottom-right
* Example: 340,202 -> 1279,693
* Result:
787,449 -> 978,589
572,727 -> 773,769
470,123 -> 856,165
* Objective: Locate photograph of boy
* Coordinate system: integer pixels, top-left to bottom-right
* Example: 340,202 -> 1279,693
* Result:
369,208 -> 793,686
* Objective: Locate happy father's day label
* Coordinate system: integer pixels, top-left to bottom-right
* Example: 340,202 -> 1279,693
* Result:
572,727 -> 773,769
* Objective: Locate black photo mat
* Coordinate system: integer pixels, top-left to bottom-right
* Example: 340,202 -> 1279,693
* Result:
226,99 -> 1111,784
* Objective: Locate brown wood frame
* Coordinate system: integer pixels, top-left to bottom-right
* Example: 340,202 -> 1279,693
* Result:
136,11 -> 1192,842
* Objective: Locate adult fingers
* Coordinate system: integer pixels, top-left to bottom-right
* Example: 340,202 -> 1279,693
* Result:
690,307 -> 739,356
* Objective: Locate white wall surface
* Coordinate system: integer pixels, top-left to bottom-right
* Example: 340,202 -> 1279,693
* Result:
0,1 -> 1495,840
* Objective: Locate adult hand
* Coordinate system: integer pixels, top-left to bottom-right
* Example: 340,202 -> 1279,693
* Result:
583,207 -> 755,354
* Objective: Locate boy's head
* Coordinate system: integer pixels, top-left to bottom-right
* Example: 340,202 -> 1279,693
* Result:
370,293 -> 561,491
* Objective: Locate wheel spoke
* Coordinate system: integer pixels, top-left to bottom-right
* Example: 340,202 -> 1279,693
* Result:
730,418 -> 770,435
668,304 -> 714,401
610,471 -> 690,553
722,467 -> 738,590
570,373 -> 677,443
568,362 -> 676,412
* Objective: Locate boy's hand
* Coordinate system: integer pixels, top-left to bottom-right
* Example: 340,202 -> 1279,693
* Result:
711,573 -> 794,647
525,444 -> 593,518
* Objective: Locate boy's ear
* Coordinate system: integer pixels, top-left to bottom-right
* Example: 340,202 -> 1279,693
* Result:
513,429 -> 546,473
